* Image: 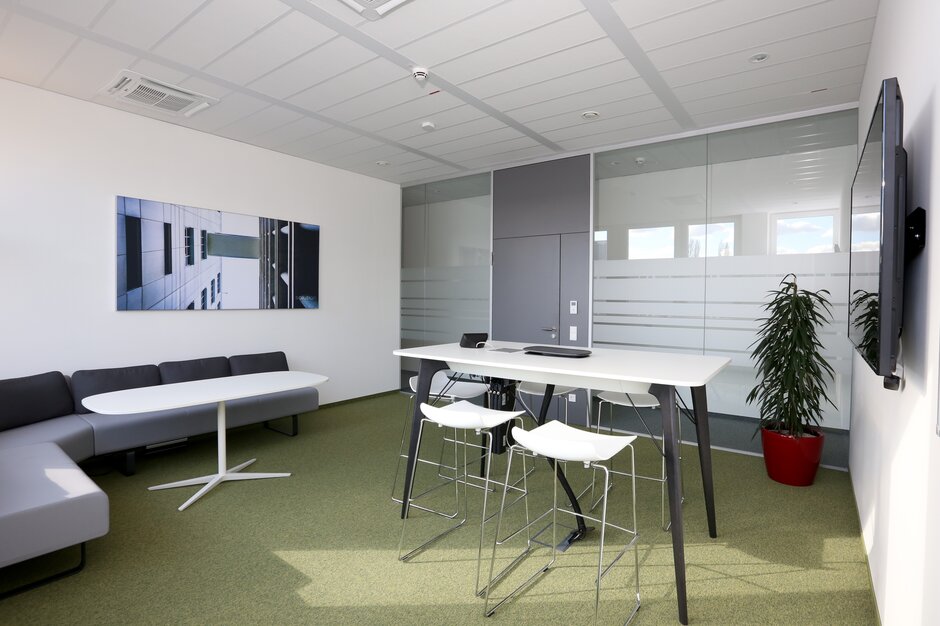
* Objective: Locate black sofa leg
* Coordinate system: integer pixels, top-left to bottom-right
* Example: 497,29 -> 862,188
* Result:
116,450 -> 137,476
0,543 -> 86,600
264,415 -> 299,437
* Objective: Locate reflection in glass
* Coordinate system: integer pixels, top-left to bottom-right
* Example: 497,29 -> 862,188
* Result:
774,214 -> 836,254
688,222 -> 734,257
628,226 -> 675,259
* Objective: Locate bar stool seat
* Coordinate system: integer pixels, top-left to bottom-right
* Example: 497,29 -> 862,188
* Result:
485,421 -> 641,624
399,401 -> 526,597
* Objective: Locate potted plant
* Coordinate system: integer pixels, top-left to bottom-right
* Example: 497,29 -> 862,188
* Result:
746,274 -> 836,486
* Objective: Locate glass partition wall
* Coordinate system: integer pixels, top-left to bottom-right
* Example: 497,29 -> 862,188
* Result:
400,173 -> 492,383
594,110 -> 857,428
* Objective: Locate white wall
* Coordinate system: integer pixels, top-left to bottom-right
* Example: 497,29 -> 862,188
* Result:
849,0 -> 940,622
0,78 -> 401,404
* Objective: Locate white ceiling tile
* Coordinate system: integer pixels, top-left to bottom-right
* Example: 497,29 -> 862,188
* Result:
18,0 -> 111,28
357,0 -> 504,49
674,45 -> 869,104
484,59 -> 638,112
648,0 -> 878,70
204,11 -> 336,86
399,164 -> 464,184
557,120 -> 683,151
177,75 -> 231,99
127,59 -> 190,85
215,105 -> 304,142
302,0 -> 369,27
328,144 -> 415,170
661,20 -> 875,87
692,85 -> 861,128
610,0 -> 718,28
436,136 -> 539,162
304,135 -> 385,160
370,105 -> 487,140
540,108 -> 675,143
460,145 -> 556,171
251,116 -> 333,149
0,14 -> 77,85
399,0 -> 586,67
631,0 -> 825,51
247,36 -> 374,99
288,126 -> 361,153
289,58 -> 407,113
93,0 -> 204,51
417,127 -> 524,156
399,116 -> 510,150
506,77 -> 651,124
321,76 -> 434,124
460,39 -> 625,100
432,12 -> 605,85
179,91 -> 269,132
152,0 -> 289,70
526,93 -> 664,133
684,66 -> 864,115
43,39 -> 136,99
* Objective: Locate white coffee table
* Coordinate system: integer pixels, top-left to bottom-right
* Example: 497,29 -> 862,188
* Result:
83,371 -> 328,511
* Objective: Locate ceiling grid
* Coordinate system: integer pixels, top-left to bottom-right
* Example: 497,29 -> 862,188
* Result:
0,0 -> 874,184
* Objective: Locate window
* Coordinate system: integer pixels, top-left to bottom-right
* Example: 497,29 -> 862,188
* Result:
210,279 -> 215,304
186,301 -> 195,310
217,272 -> 221,293
628,226 -> 674,260
184,227 -> 195,265
773,213 -> 837,255
163,223 -> 172,275
688,222 -> 735,257
200,288 -> 207,309
200,229 -> 208,260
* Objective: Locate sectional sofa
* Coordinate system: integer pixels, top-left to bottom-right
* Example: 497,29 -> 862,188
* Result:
0,351 -> 319,597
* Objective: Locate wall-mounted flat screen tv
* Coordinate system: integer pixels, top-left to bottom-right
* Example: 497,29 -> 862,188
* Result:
848,77 -> 908,388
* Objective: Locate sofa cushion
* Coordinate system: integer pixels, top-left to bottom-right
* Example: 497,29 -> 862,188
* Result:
0,371 -> 74,431
229,351 -> 289,375
0,442 -> 109,568
0,414 -> 95,462
70,364 -> 161,415
158,356 -> 230,384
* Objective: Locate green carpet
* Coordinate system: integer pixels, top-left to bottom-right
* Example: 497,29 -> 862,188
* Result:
0,393 -> 877,624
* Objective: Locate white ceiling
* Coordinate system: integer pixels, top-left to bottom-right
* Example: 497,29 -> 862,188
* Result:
0,0 -> 877,185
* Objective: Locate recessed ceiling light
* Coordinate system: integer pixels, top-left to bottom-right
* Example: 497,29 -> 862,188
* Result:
749,53 -> 770,64
634,157 -> 646,166
421,120 -> 436,131
376,160 -> 389,167
581,110 -> 600,120
609,160 -> 621,166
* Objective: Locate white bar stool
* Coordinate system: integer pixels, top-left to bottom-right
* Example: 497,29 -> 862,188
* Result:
595,383 -> 684,531
516,381 -> 577,423
484,421 -> 641,624
391,370 -> 488,504
399,401 -> 526,596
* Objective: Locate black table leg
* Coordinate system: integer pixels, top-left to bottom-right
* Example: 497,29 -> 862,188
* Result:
400,358 -> 447,520
692,385 -> 717,538
651,383 -> 689,625
534,384 -> 587,549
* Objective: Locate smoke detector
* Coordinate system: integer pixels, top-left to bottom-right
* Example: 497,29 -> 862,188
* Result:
104,70 -> 217,117
412,67 -> 429,82
335,0 -> 414,21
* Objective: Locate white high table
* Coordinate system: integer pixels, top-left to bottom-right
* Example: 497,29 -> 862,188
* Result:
394,342 -> 729,625
83,371 -> 328,511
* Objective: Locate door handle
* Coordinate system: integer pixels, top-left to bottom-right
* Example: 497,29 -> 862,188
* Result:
540,326 -> 557,332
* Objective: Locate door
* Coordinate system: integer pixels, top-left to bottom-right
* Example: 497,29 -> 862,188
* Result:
492,234 -> 560,344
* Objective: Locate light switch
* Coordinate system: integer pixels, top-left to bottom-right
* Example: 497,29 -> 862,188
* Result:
568,393 -> 577,403
569,300 -> 578,315
569,325 -> 577,341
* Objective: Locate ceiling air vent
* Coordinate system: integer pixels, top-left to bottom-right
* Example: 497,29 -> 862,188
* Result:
105,71 -> 218,117
334,0 -> 414,21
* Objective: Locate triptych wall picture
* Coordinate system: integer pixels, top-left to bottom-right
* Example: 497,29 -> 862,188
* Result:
116,195 -> 319,311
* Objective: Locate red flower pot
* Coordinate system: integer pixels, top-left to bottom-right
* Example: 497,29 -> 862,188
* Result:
760,427 -> 825,486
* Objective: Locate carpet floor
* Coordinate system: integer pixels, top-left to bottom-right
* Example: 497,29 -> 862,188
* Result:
0,393 -> 877,625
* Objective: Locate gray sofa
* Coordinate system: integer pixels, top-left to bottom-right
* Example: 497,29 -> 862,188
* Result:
0,351 -> 319,597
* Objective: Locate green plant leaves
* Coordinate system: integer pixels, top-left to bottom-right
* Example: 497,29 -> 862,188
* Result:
746,273 -> 836,437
